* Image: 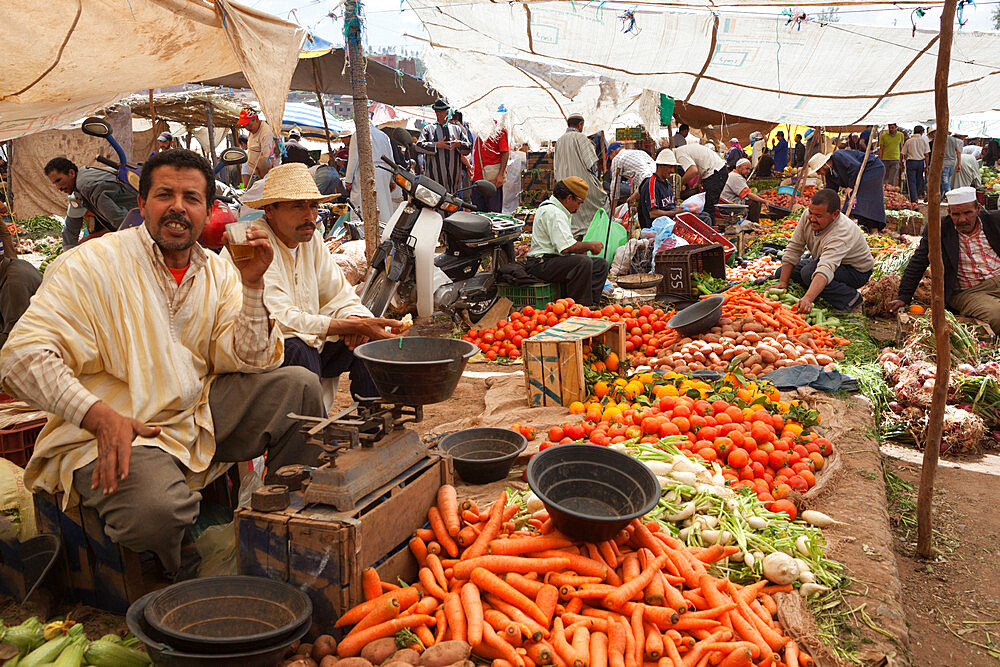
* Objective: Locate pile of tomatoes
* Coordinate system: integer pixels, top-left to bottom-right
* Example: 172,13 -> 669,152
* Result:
462,299 -> 675,360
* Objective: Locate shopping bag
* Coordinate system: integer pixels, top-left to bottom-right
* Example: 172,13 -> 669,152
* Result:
583,208 -> 627,262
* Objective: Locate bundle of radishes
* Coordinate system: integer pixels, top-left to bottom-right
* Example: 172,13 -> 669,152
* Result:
883,186 -> 918,210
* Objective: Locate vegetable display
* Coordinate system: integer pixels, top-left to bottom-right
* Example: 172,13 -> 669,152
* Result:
725,259 -> 781,283
336,485 -> 817,667
0,617 -> 150,666
882,185 -> 917,210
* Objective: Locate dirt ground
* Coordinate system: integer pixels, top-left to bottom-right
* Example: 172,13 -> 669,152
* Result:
885,458 -> 1000,665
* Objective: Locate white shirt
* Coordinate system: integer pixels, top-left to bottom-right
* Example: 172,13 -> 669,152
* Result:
611,150 -> 656,183
346,122 -> 395,224
901,134 -> 931,161
674,144 -> 726,178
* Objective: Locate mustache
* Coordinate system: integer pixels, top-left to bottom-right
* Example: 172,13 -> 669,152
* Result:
160,212 -> 191,227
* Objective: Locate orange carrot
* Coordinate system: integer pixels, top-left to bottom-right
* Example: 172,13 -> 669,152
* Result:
335,586 -> 421,627
429,506 -> 460,558
662,580 -> 688,614
644,626 -> 663,662
552,618 -> 584,667
629,602 -> 645,667
463,490 -> 507,560
533,550 -> 610,581
505,622 -> 524,647
435,608 -> 448,644
416,624 -> 436,647
590,631 -> 609,667
716,648 -> 752,667
362,567 -> 383,601
678,629 -> 728,667
702,643 -> 759,659
644,569 -> 665,607
537,584 -> 560,627
427,541 -> 442,556
605,555 -> 669,609
622,554 -> 641,582
565,597 -> 584,615
526,643 -> 553,666
438,485 -> 461,537
598,541 -> 618,568
495,660 -> 517,667
420,566 -> 449,600
344,596 -> 401,639
454,556 -> 571,580
484,595 -> 547,641
416,528 -> 435,542
730,581 -> 767,605
507,572 -> 546,598
572,626 -> 591,667
608,620 -> 628,667
725,612 -> 770,661
410,537 -> 430,567
427,553 -> 449,590
563,614 -> 609,634
484,609 -> 514,632
472,567 -> 549,627
489,535 -> 575,555
661,641 -> 683,667
623,617 -> 637,667
482,622 -> 525,667
630,521 -> 668,558
444,592 -> 467,643
784,640 -> 800,667
401,595 -> 439,617
337,615 -> 436,657
462,509 -> 481,524
462,582 -> 485,646
548,574 -> 604,588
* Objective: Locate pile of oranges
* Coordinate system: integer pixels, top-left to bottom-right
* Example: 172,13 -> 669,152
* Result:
544,373 -> 832,507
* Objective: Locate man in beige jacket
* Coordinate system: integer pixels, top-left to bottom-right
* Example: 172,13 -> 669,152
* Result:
775,188 -> 874,312
238,163 -> 404,402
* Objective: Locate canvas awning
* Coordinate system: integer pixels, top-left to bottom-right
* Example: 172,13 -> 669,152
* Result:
202,48 -> 440,107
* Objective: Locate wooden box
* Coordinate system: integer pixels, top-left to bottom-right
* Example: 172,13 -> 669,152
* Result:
236,452 -> 452,631
522,317 -> 627,407
526,152 -> 553,172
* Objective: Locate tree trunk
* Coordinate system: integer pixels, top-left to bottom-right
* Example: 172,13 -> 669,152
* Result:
917,0 -> 958,559
345,0 -> 380,260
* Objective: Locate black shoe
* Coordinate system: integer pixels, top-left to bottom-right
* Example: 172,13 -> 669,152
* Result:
845,291 -> 864,313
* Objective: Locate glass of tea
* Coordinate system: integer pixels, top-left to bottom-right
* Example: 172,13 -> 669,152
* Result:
226,221 -> 255,262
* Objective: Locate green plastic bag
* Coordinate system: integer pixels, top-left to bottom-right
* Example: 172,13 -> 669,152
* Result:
583,208 -> 627,263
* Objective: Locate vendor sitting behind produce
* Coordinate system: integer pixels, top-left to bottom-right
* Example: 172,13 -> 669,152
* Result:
775,188 -> 874,312
636,149 -> 683,228
526,177 -> 609,307
0,149 -> 327,582
721,158 -> 770,222
889,186 -> 1000,333
233,163 -> 404,404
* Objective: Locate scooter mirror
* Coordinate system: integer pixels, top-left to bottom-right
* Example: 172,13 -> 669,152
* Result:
220,147 -> 248,166
390,127 -> 414,146
473,179 -> 497,198
81,116 -> 112,138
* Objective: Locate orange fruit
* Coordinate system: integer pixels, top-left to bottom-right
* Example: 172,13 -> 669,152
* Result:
770,499 -> 797,520
909,304 -> 925,314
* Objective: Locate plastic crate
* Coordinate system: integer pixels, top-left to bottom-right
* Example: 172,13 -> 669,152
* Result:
672,212 -> 737,259
499,282 -> 564,310
0,418 -> 47,467
654,244 -> 726,297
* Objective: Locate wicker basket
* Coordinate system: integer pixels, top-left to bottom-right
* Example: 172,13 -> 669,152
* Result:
615,273 -> 663,290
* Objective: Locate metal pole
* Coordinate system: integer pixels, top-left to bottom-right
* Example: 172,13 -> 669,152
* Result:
917,0 -> 958,560
311,59 -> 336,159
204,102 -> 218,165
345,0 -> 380,260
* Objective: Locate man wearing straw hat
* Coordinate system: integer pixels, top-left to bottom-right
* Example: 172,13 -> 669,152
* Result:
1,149 -> 327,581
239,163 -> 405,403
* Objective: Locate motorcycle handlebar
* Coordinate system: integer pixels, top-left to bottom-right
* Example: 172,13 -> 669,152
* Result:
96,155 -> 120,169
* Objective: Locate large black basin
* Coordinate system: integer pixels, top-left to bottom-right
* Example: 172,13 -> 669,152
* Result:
667,295 -> 725,337
354,337 -> 477,405
526,444 -> 660,542
439,427 -> 527,484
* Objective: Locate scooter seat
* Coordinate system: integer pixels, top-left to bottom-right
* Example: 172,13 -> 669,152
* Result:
443,211 -> 492,240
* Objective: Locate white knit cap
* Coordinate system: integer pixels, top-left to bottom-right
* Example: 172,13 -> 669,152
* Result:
736,158 -> 751,168
945,186 -> 977,206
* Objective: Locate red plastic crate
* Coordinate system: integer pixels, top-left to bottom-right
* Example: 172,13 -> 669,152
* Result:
672,212 -> 736,259
0,418 -> 47,468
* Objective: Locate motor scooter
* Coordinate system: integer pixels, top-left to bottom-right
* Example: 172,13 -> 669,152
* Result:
80,116 -> 248,249
359,129 -> 522,324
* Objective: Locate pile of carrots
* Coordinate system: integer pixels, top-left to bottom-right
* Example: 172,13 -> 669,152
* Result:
336,486 -> 814,667
713,287 -> 849,354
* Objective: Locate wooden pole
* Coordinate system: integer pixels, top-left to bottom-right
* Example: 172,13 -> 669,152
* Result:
917,0 -> 958,559
846,124 -> 876,215
311,59 -> 336,159
345,0 -> 380,260
204,102 -> 218,165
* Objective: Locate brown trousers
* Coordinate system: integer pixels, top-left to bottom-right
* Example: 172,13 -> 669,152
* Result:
72,366 -> 324,572
949,275 -> 1000,335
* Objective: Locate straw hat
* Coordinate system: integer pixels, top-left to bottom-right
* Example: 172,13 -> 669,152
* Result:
806,152 -> 832,176
243,163 -> 338,209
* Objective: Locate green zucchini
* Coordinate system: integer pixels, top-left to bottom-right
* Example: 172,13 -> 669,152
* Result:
0,618 -> 44,655
51,638 -> 85,667
82,639 -> 151,667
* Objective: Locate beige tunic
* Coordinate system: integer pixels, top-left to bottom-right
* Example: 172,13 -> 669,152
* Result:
553,129 -> 608,238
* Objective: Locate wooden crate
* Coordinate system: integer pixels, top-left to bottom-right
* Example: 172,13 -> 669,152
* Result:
236,452 -> 452,631
522,317 -> 626,407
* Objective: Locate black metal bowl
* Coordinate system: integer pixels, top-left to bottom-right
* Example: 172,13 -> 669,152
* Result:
142,576 -> 311,654
667,295 -> 725,337
767,204 -> 793,218
526,444 -> 660,542
354,337 -> 477,405
127,590 -> 309,666
438,427 -> 527,484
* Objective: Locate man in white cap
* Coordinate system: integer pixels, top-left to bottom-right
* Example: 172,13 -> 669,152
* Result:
890,186 -> 1000,333
775,188 -> 874,312
636,149 -> 682,229
553,113 -> 609,239
2,149 -> 326,581
721,158 -> 770,222
236,163 -> 404,401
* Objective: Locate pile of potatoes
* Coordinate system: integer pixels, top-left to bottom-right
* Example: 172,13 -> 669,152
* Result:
282,638 -> 473,667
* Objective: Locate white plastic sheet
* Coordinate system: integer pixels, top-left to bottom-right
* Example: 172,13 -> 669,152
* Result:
408,0 -> 1000,126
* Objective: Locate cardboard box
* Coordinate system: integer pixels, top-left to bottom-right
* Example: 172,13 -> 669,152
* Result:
236,452 -> 452,631
522,317 -> 626,407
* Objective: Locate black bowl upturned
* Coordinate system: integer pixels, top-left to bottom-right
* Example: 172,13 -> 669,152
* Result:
667,295 -> 725,337
142,576 -> 311,654
439,428 -> 527,484
354,337 -> 477,405
127,590 -> 310,667
526,444 -> 660,542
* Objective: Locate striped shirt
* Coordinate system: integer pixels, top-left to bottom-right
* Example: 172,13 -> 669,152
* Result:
611,149 -> 655,185
415,122 -> 472,193
0,225 -> 282,506
956,223 -> 1000,289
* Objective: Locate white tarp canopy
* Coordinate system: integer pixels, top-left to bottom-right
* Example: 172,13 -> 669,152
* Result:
421,49 -> 660,146
407,0 -> 1000,126
1,0 -> 305,142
